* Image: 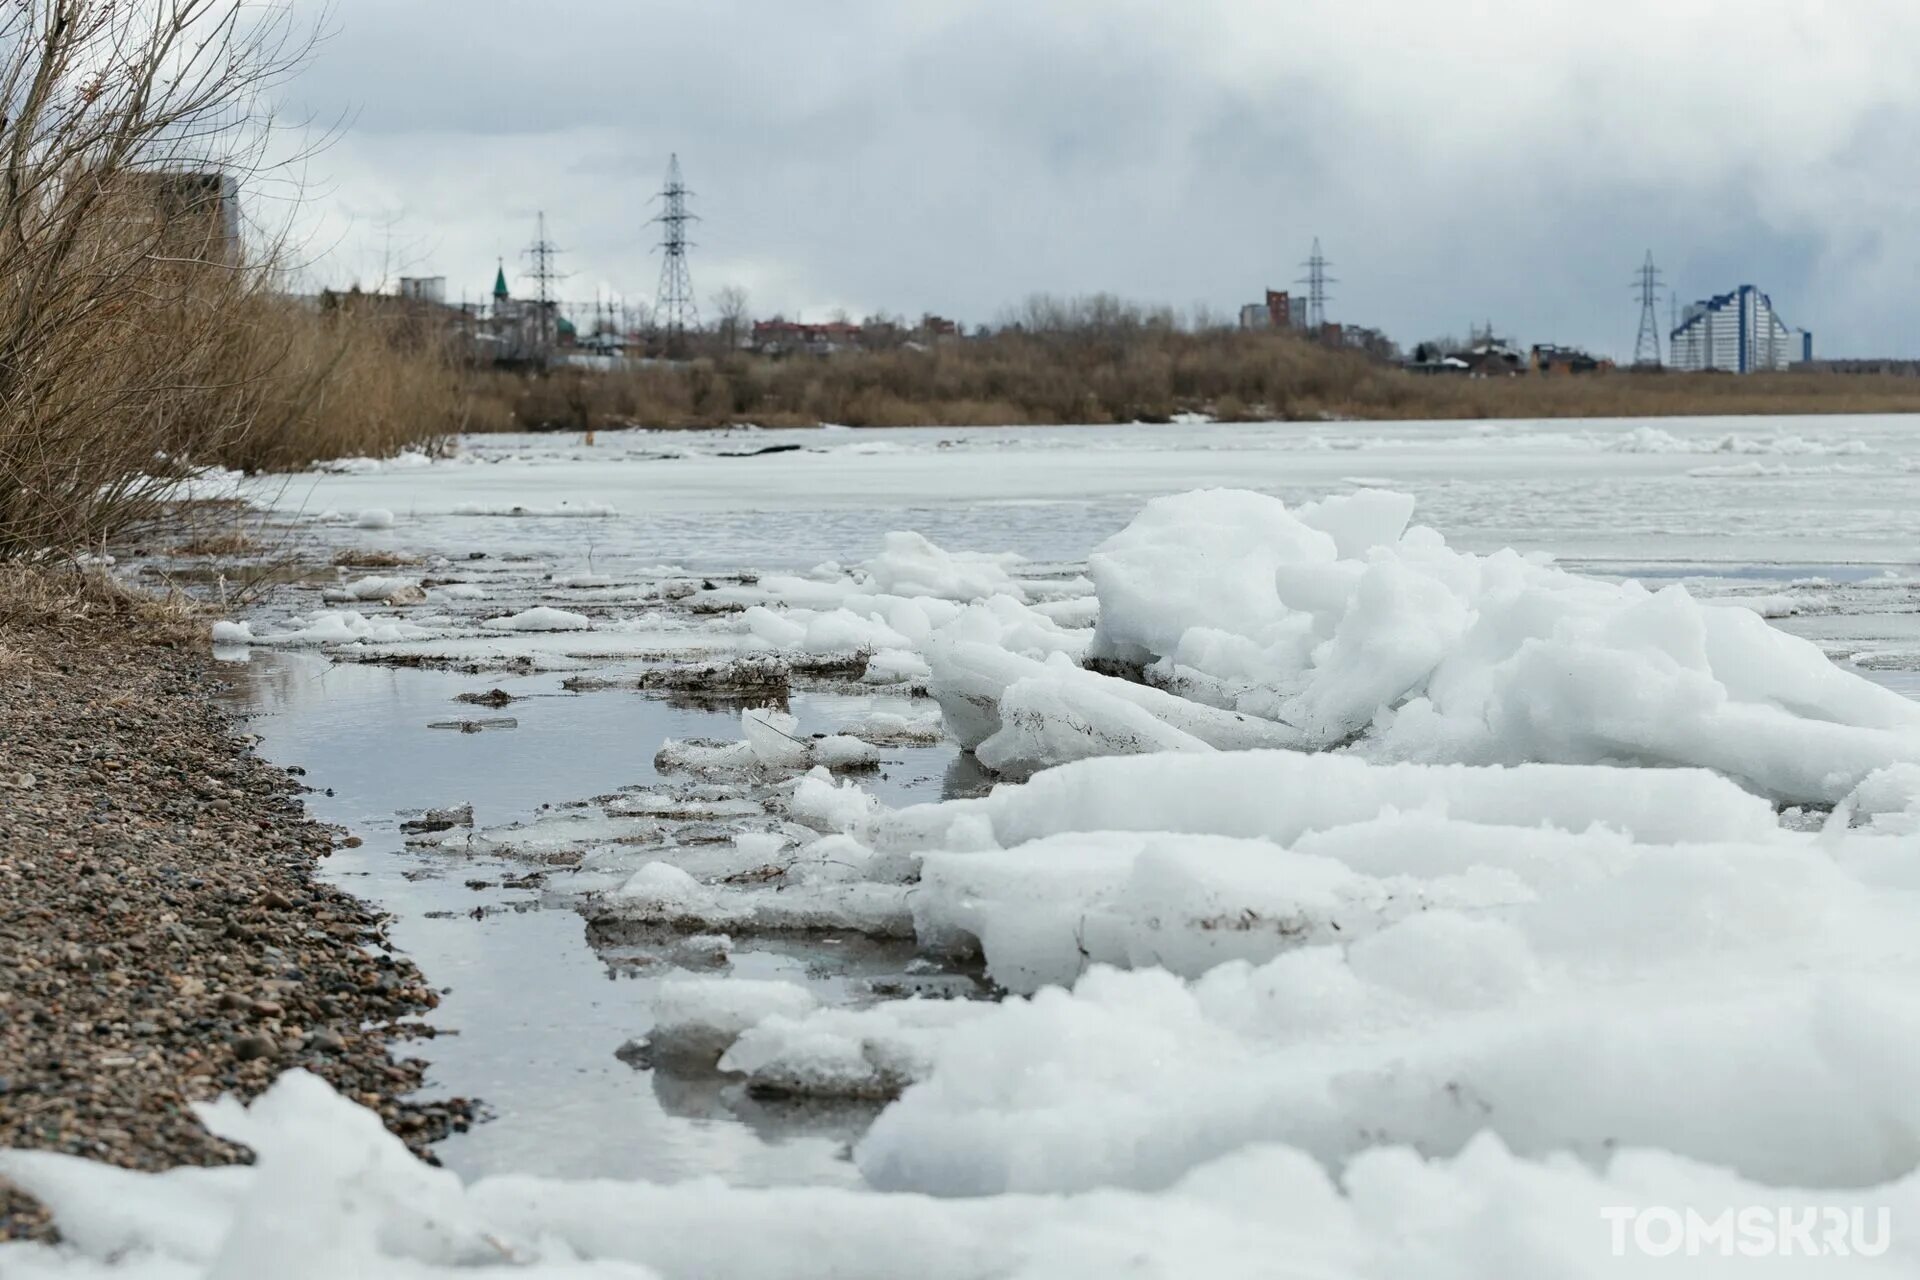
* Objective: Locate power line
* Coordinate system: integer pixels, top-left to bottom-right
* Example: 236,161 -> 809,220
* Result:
1295,237 -> 1335,330
520,210 -> 568,364
1632,250 -> 1665,368
650,153 -> 699,345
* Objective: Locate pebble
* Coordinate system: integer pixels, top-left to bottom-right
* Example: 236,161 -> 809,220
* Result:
230,1034 -> 277,1062
0,620 -> 474,1242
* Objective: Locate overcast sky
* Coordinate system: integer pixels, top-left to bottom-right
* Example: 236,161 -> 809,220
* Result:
282,0 -> 1920,358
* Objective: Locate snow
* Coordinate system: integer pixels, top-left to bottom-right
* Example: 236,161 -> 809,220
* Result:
139,464 -> 246,502
353,508 -> 396,529
315,449 -> 435,475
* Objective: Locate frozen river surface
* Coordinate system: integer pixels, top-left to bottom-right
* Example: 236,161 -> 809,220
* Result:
275,414 -> 1920,568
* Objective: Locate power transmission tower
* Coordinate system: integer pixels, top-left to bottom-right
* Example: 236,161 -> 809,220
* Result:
1631,250 -> 1665,368
650,153 -> 699,347
521,211 -> 568,365
1295,237 -> 1335,331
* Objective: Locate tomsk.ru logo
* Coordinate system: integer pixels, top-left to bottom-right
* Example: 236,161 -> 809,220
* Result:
1600,1205 -> 1893,1258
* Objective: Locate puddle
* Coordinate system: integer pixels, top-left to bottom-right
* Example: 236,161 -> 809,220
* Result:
219,651 -> 960,1185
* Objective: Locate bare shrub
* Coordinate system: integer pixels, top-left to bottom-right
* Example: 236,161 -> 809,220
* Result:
458,324 -> 1920,432
0,2 -> 454,559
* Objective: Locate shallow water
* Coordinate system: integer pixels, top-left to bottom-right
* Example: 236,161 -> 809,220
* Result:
223,653 -> 964,1185
214,417 -> 1920,1188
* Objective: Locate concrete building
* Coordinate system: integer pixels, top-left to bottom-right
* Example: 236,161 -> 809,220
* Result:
1669,285 -> 1811,373
752,318 -> 864,354
1530,344 -> 1613,375
397,276 -> 446,304
106,168 -> 242,266
1238,290 -> 1300,331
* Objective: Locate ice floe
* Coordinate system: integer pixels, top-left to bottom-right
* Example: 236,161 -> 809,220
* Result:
488,606 -> 594,632
1068,488 -> 1920,802
1604,426 -> 1876,456
30,466 -> 1920,1274
656,709 -> 880,778
208,610 -> 433,647
5,1069 -> 1915,1277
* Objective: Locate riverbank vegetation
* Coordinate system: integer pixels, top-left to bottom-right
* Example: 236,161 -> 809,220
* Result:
478,330 -> 1920,433
0,1 -> 457,561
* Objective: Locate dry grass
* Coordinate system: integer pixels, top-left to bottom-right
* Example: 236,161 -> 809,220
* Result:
172,530 -> 258,557
217,298 -> 463,474
0,3 -> 456,563
331,548 -> 421,568
0,563 -> 209,647
462,332 -> 1920,432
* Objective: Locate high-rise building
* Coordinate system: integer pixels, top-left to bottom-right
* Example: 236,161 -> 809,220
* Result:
397,276 -> 446,304
1668,284 -> 1810,373
108,169 -> 241,266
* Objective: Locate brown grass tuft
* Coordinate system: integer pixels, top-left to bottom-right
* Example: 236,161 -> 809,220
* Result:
331,548 -> 421,568
173,530 -> 258,557
0,563 -> 210,647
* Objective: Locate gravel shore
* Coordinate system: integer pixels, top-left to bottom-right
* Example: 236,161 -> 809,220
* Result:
0,618 -> 470,1241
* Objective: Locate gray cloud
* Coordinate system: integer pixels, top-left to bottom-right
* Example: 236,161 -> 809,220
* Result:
283,0 -> 1920,356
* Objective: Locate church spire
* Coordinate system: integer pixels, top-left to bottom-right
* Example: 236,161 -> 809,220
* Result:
492,258 -> 509,301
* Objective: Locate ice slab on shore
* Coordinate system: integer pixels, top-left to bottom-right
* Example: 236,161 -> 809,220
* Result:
1070,488 -> 1920,802
869,751 -> 1780,854
853,960 -> 1920,1198
7,1069 -> 1918,1278
823,752 -> 1919,1194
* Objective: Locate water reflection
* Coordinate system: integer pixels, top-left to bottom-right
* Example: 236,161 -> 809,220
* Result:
217,650 -> 961,1187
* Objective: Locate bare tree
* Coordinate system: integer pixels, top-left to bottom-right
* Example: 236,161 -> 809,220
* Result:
710,284 -> 750,349
0,1 -> 330,556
